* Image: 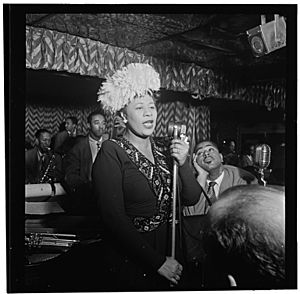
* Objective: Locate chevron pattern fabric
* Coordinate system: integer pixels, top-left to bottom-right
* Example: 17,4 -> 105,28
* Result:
154,101 -> 210,152
26,102 -> 210,150
26,26 -> 218,98
26,25 -> 285,110
25,104 -> 115,145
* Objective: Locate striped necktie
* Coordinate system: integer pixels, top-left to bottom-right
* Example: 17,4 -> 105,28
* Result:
205,181 -> 217,213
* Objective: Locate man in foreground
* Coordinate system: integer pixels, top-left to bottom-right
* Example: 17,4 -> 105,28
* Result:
203,185 -> 285,289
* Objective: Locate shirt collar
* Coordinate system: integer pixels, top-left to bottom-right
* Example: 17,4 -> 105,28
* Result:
89,135 -> 102,144
207,171 -> 224,187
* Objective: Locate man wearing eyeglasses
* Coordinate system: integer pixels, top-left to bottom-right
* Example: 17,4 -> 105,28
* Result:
64,110 -> 109,214
183,140 -> 257,216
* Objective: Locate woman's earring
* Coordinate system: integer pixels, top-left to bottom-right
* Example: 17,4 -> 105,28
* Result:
120,112 -> 127,124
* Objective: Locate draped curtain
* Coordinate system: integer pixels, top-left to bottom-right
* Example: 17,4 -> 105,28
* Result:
25,25 -> 285,147
26,102 -> 210,150
26,25 -> 286,110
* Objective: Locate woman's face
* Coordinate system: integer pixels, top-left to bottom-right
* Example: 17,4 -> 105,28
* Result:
124,95 -> 157,138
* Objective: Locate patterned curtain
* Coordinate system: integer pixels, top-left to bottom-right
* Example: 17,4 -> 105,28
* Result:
25,104 -> 100,144
26,102 -> 210,150
26,25 -> 285,110
26,26 -> 218,96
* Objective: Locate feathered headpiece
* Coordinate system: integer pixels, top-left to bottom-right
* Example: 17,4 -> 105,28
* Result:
97,63 -> 161,113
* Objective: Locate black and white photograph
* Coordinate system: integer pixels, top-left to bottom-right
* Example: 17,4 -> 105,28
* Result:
5,3 -> 297,293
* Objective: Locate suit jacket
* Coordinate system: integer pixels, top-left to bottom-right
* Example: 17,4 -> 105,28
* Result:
183,165 -> 258,216
240,154 -> 253,168
54,130 -> 69,150
25,146 -> 63,184
64,134 -> 109,191
54,130 -> 80,156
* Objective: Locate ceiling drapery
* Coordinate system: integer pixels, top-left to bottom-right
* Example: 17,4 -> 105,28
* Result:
26,25 -> 218,95
26,25 -> 286,110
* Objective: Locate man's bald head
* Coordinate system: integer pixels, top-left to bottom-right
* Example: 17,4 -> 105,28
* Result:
204,185 -> 285,289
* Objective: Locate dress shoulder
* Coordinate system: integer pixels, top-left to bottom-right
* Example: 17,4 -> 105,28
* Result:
100,138 -> 129,157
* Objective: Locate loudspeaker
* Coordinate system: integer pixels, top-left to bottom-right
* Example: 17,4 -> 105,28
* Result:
247,16 -> 286,57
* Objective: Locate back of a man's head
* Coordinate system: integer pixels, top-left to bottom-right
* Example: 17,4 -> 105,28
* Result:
204,185 -> 285,289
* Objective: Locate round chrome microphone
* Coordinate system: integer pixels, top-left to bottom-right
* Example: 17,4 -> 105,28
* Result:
254,144 -> 271,186
167,122 -> 187,139
254,144 -> 271,170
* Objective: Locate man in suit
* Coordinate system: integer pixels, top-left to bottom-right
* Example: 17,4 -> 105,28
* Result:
183,140 -> 257,216
64,110 -> 108,214
240,143 -> 255,170
25,129 -> 63,184
54,116 -> 79,157
202,185 -> 285,289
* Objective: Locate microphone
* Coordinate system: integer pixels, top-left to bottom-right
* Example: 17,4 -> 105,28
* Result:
254,144 -> 271,170
167,122 -> 187,140
253,144 -> 271,186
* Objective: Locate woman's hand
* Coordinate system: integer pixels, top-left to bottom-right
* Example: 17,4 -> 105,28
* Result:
170,138 -> 189,166
157,256 -> 183,285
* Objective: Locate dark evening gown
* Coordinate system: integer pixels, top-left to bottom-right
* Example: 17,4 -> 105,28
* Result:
92,137 -> 201,291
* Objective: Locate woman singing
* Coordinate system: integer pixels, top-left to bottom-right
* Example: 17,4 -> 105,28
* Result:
92,63 -> 201,290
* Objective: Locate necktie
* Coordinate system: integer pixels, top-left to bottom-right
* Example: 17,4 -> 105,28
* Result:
39,153 -> 46,171
205,181 -> 217,213
96,142 -> 101,151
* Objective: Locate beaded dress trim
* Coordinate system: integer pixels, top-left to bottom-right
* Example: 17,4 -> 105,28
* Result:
111,137 -> 173,233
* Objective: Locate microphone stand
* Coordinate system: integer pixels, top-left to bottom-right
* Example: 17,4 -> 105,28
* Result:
168,122 -> 186,288
171,126 -> 179,260
257,168 -> 267,187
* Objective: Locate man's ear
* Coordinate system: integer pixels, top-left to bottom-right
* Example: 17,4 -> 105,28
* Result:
220,153 -> 224,163
87,122 -> 91,129
227,274 -> 237,287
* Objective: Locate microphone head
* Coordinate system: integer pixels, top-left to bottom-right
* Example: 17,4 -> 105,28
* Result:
180,125 -> 187,136
254,144 -> 271,169
167,121 -> 187,139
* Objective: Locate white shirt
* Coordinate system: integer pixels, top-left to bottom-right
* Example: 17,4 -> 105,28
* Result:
207,171 -> 224,199
89,136 -> 103,163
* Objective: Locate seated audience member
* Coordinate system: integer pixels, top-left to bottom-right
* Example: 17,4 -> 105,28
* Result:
240,143 -> 256,172
183,140 -> 257,216
203,185 -> 285,289
54,116 -> 79,157
25,129 -> 63,184
222,139 -> 239,166
64,110 -> 108,214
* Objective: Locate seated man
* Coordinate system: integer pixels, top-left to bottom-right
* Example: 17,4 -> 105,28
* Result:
64,110 -> 108,214
54,116 -> 79,157
25,129 -> 63,184
183,140 -> 257,216
222,139 -> 239,166
202,185 -> 285,289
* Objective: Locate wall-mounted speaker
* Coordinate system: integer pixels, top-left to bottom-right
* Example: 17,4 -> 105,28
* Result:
246,16 -> 286,57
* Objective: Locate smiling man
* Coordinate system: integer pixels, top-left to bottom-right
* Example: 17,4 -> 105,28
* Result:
183,140 -> 257,216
